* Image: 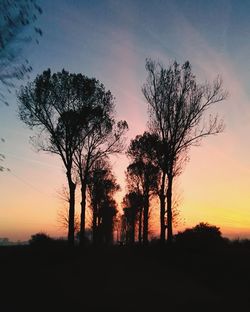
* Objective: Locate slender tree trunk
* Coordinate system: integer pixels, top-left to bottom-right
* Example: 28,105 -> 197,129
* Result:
166,174 -> 173,243
143,194 -> 149,245
92,202 -> 98,245
130,218 -> 135,245
79,156 -> 91,247
138,207 -> 142,244
160,171 -> 166,244
108,217 -> 114,245
97,215 -> 103,244
126,223 -> 129,245
79,175 -> 87,247
67,171 -> 76,247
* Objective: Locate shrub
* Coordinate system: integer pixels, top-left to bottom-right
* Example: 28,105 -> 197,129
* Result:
29,232 -> 53,247
175,222 -> 225,249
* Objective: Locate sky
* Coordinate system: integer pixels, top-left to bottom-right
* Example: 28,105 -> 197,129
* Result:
1,0 -> 250,241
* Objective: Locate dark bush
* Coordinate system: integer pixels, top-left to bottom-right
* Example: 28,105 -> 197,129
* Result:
230,238 -> 250,249
29,232 -> 53,247
175,222 -> 226,249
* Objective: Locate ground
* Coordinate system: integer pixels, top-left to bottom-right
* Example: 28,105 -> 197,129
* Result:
0,244 -> 250,311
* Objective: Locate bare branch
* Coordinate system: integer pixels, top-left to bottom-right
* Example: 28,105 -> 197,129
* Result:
142,58 -> 227,242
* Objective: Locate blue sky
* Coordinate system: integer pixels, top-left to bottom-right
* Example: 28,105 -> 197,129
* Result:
1,0 -> 250,240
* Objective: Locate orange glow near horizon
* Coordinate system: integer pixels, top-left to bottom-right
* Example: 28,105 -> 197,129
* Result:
2,131 -> 250,242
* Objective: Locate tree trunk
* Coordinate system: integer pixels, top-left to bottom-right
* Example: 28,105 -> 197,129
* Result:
97,215 -> 103,244
79,175 -> 87,247
159,171 -> 166,244
143,194 -> 149,245
130,218 -> 135,245
92,203 -> 98,245
138,207 -> 142,244
166,174 -> 173,243
67,172 -> 76,247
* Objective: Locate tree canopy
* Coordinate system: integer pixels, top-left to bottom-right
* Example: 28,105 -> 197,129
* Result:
0,0 -> 42,105
142,59 -> 227,243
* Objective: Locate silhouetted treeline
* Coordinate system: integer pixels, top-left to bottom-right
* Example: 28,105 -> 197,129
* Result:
18,58 -> 227,247
18,70 -> 128,247
88,158 -> 120,245
120,59 -> 227,245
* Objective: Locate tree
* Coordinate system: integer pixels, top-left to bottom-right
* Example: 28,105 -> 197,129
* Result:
142,59 -> 227,243
56,185 -> 80,235
29,232 -> 53,247
0,138 -> 10,172
74,88 -> 128,246
123,173 -> 142,244
88,158 -> 120,245
121,191 -> 143,245
127,132 -> 160,244
0,0 -> 42,105
57,206 -> 80,235
18,69 -> 96,246
175,222 -> 224,248
0,0 -> 42,173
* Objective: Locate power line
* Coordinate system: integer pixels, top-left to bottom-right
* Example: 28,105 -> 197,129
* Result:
8,170 -> 53,197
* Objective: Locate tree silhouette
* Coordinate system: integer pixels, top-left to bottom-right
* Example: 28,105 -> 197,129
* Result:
123,172 -> 142,244
56,185 -> 80,235
142,59 -> 227,243
0,0 -> 42,173
175,222 -> 224,248
29,232 -> 52,247
0,138 -> 9,172
127,132 -> 160,244
73,88 -> 128,246
0,0 -> 42,105
88,158 -> 120,245
122,191 -> 143,245
18,69 -> 97,246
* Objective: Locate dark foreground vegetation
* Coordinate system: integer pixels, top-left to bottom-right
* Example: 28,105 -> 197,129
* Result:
1,240 -> 250,311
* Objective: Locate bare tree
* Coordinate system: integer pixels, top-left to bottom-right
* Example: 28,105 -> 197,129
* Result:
57,206 -> 80,235
56,185 -> 80,235
142,59 -> 227,243
170,186 -> 185,229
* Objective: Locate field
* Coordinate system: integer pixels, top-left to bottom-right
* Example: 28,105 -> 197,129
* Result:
1,244 -> 250,311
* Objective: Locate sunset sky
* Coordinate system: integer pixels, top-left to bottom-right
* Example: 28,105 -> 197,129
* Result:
1,0 -> 250,241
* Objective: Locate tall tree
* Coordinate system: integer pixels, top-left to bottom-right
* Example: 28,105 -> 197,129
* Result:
127,132 -> 160,244
88,158 -> 120,245
122,191 -> 143,245
18,69 -> 96,246
142,59 -> 227,243
0,0 -> 42,105
74,92 -> 128,246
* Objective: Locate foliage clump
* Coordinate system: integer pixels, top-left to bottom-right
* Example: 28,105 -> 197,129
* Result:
175,222 -> 225,249
29,232 -> 53,247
